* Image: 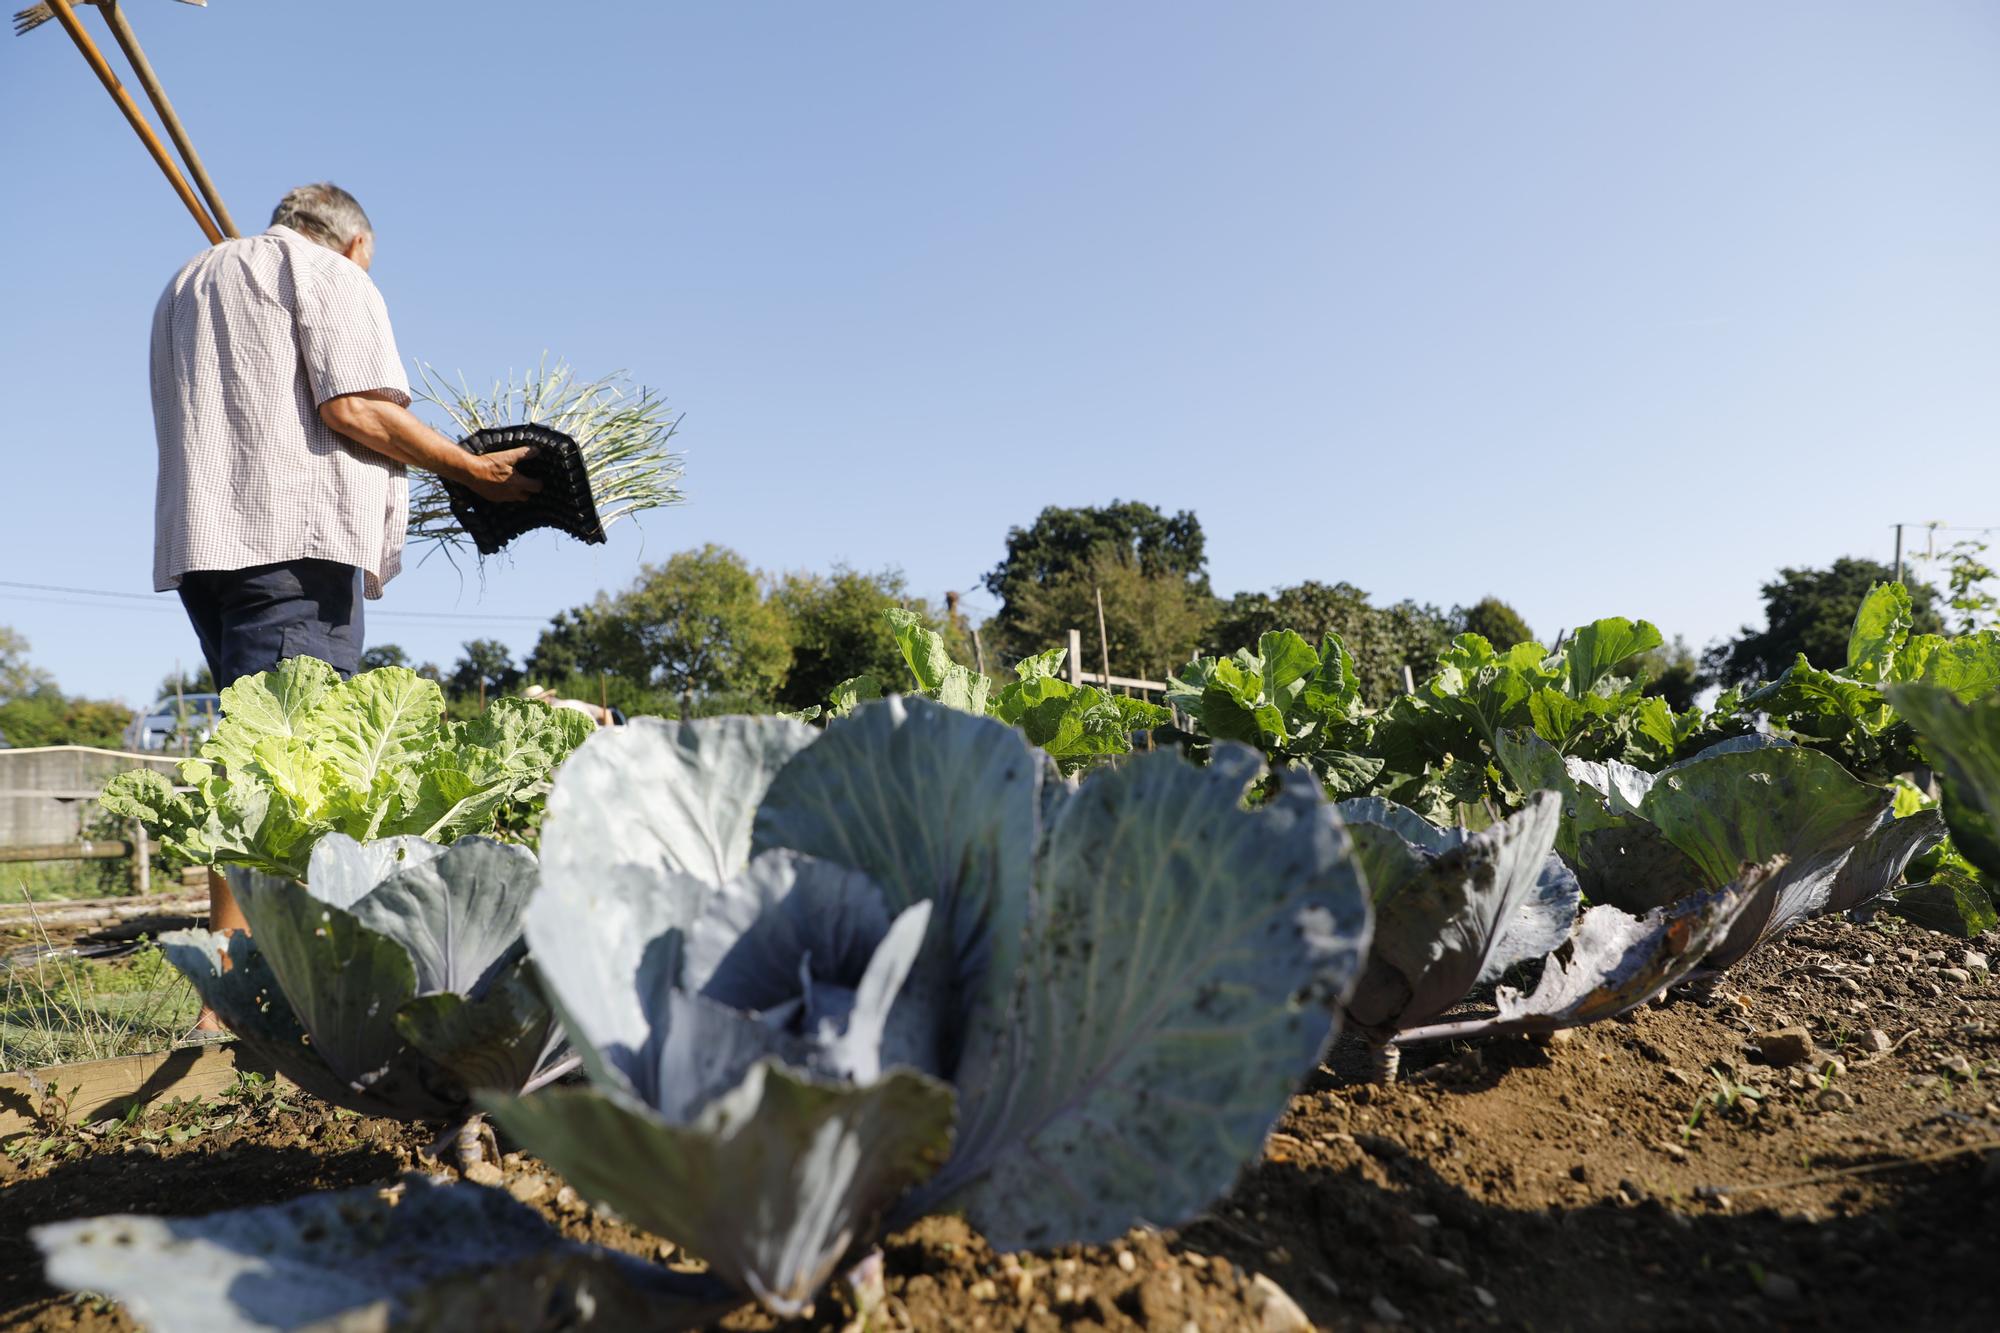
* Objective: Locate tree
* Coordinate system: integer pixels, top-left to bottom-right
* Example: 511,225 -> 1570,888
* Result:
983,501 -> 1210,662
155,664 -> 216,701
2,626 -> 50,702
1922,535 -> 1999,634
0,632 -> 132,747
610,546 -> 793,707
1702,558 -> 1946,686
525,600 -> 637,681
360,644 -> 410,671
1208,581 -> 1456,704
1631,635 -> 1701,712
449,640 -> 523,700
991,548 -> 1214,685
1455,597 -> 1533,649
0,688 -> 131,749
771,567 -> 962,712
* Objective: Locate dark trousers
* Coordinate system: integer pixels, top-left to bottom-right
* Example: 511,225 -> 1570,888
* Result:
177,559 -> 365,688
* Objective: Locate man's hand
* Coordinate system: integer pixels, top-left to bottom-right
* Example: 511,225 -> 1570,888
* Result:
319,391 -> 541,502
464,446 -> 543,503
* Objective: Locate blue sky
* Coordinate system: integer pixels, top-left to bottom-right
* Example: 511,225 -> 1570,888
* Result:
3,1 -> 1998,705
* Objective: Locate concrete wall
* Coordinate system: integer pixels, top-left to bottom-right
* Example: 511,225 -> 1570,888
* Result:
0,747 -> 183,848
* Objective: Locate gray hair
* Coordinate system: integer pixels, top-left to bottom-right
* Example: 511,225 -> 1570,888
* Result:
270,183 -> 373,251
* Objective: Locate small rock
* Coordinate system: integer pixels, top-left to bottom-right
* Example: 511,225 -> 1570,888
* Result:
1368,1294 -> 1406,1324
1569,1163 -> 1590,1183
1816,1088 -> 1855,1112
1750,1026 -> 1815,1066
1659,1141 -> 1688,1161
1819,1056 -> 1848,1079
1966,950 -> 1989,972
505,1173 -> 549,1205
462,1160 -> 504,1188
1473,1285 -> 1498,1310
968,1278 -> 999,1302
1012,1268 -> 1035,1302
1941,967 -> 1973,985
1116,1249 -> 1137,1274
1862,1029 -> 1892,1054
1249,1274 -> 1312,1332
553,1185 -> 584,1216
1760,1272 -> 1801,1303
1664,1068 -> 1691,1086
1940,1054 -> 1975,1078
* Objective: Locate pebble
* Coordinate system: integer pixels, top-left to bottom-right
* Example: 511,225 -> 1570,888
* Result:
1249,1274 -> 1313,1332
553,1185 -> 584,1216
968,1278 -> 999,1302
1117,1249 -> 1137,1273
462,1160 -> 504,1188
1760,1272 -> 1801,1303
1862,1029 -> 1892,1054
1941,968 -> 1973,985
1816,1088 -> 1855,1112
1940,1055 -> 1975,1078
1750,1026 -> 1815,1066
1473,1285 -> 1498,1310
1368,1294 -> 1406,1324
505,1173 -> 549,1205
1819,1056 -> 1848,1079
1966,951 -> 1990,972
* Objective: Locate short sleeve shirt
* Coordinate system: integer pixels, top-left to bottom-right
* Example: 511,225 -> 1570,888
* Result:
149,224 -> 411,599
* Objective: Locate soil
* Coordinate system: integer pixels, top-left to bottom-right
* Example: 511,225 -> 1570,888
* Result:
1,913 -> 1994,1332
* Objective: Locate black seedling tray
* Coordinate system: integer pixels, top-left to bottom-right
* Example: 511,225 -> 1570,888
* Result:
443,422 -> 608,555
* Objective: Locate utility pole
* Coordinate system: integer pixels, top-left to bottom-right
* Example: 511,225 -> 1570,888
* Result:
1893,523 -> 1904,584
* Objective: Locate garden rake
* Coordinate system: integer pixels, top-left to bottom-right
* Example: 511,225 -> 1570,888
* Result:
14,0 -> 235,243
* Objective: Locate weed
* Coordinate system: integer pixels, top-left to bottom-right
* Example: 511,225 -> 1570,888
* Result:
1684,1066 -> 1764,1142
0,886 -> 198,1072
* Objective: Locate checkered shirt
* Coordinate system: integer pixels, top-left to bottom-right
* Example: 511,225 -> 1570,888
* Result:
149,224 -> 411,599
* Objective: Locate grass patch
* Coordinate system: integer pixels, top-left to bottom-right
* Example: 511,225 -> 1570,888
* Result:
0,933 -> 199,1073
2,861 -> 131,903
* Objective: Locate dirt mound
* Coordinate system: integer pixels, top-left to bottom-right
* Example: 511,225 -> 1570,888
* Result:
1,915 -> 1994,1332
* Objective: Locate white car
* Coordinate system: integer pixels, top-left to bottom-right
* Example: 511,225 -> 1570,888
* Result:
123,693 -> 222,753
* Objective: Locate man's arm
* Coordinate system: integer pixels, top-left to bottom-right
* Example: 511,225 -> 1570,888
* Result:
319,391 -> 540,503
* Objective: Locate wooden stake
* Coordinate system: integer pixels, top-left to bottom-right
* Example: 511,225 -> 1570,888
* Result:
1094,586 -> 1114,693
40,0 -> 222,244
99,0 -> 238,237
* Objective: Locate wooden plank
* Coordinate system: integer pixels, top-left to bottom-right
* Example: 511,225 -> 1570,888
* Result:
0,890 -> 206,919
0,899 -> 208,934
0,841 -> 136,864
1075,671 -> 1171,693
0,1043 -> 293,1142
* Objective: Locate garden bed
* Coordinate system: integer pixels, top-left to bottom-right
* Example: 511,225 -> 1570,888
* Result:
0,913 -> 1991,1332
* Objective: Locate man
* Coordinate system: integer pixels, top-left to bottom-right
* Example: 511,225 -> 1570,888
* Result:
150,182 -> 538,1014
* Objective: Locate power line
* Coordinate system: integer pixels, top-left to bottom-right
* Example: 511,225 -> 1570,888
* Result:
0,579 -> 551,626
